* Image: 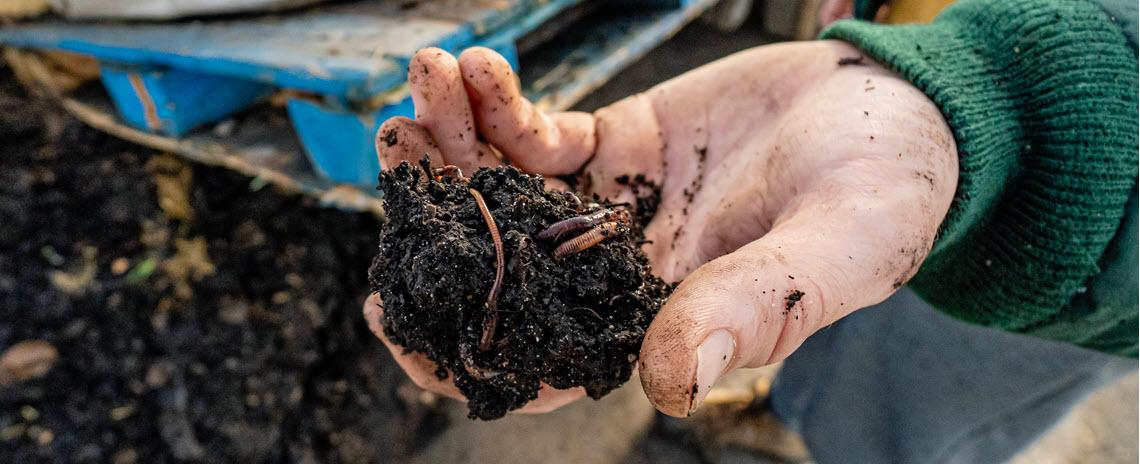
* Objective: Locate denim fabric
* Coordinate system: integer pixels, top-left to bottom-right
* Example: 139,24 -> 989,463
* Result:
771,288 -> 1136,464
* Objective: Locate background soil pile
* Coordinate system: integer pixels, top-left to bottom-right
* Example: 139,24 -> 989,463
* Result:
0,68 -> 445,463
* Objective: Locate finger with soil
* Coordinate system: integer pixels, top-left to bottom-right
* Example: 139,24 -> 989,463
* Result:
585,95 -> 666,204
365,293 -> 588,413
457,47 -> 595,176
511,383 -> 587,415
363,294 -> 465,400
375,116 -> 444,170
408,48 -> 502,172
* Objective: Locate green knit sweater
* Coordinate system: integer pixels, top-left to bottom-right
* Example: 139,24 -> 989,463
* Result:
823,0 -> 1139,356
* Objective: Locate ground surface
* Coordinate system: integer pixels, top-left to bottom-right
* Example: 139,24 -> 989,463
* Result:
1,8 -> 1136,464
0,71 -> 448,462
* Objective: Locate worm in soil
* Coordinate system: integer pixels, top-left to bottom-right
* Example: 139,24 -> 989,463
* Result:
469,188 -> 504,352
552,221 -> 629,260
538,208 -> 630,241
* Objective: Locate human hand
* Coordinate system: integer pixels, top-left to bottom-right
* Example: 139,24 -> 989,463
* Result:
365,41 -> 957,416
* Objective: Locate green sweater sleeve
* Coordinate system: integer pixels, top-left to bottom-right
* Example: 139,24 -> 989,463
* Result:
822,0 -> 1139,356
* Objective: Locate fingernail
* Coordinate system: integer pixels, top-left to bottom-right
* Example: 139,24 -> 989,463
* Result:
690,329 -> 735,414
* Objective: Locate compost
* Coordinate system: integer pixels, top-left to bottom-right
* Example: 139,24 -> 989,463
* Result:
0,70 -> 445,462
369,160 -> 671,420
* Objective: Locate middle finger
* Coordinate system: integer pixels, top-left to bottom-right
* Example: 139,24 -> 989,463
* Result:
409,48 -> 502,172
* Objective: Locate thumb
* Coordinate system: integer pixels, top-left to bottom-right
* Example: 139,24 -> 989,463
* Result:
639,170 -> 953,417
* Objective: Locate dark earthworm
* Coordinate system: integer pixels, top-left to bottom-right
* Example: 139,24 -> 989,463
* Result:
552,221 -> 628,260
538,208 -> 631,242
469,188 -> 504,352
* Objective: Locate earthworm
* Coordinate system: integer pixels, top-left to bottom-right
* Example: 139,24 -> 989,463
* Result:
552,221 -> 628,260
469,188 -> 504,352
538,208 -> 630,241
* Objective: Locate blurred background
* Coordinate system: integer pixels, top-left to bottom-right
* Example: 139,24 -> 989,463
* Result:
0,1 -> 1135,462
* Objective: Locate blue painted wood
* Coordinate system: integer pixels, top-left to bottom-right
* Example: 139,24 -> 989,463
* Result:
521,0 -> 719,111
286,11 -> 538,186
3,0 -> 721,189
287,97 -> 385,186
100,63 -> 272,136
0,1 -> 584,100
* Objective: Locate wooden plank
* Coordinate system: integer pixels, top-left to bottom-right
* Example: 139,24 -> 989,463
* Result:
0,0 -> 579,100
521,0 -> 718,111
100,64 -> 272,136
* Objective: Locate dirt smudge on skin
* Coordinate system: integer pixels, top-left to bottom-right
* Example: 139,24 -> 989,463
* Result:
614,174 -> 662,229
672,111 -> 710,251
784,290 -> 804,312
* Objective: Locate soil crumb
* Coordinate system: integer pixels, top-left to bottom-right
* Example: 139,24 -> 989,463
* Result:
614,173 -> 661,228
785,290 -> 804,311
369,160 -> 671,420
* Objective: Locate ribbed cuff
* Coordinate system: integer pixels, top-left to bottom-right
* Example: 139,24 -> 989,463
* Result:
822,0 -> 1139,332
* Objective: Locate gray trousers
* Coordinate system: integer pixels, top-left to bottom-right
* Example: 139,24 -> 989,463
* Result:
771,288 -> 1136,464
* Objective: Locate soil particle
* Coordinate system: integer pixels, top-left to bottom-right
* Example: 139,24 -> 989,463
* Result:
370,160 -> 671,420
687,144 -> 708,204
614,173 -> 661,228
785,290 -> 804,311
382,128 -> 399,147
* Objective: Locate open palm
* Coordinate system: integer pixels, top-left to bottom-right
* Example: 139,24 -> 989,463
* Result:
366,40 -> 957,416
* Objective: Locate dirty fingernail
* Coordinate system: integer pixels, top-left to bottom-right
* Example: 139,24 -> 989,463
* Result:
690,329 -> 735,414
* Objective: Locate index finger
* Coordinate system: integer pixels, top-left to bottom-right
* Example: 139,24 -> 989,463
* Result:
457,47 -> 596,176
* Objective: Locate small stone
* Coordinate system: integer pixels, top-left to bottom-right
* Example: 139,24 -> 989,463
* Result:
26,425 -> 53,446
285,273 -> 305,288
19,405 -> 38,422
218,297 -> 249,325
110,258 -> 130,275
36,429 -> 54,446
145,362 -> 169,388
271,291 -> 290,305
1,424 -> 26,441
112,448 -> 138,464
0,340 -> 59,385
110,403 -> 136,421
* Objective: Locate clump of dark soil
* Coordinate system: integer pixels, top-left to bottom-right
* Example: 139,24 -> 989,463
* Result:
369,160 -> 671,420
